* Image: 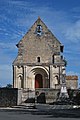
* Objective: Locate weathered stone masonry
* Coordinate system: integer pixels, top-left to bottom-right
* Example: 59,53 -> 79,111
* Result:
12,17 -> 78,102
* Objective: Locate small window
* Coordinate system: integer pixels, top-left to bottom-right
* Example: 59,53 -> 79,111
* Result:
60,45 -> 64,52
37,57 -> 40,62
55,75 -> 60,84
52,55 -> 54,63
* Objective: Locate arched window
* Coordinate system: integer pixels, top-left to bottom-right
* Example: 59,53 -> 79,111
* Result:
19,75 -> 23,88
37,57 -> 40,62
55,75 -> 60,84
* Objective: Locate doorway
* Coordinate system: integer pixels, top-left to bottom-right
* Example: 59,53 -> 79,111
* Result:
35,74 -> 43,88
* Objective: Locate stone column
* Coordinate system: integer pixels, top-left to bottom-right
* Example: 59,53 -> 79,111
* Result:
59,66 -> 63,84
23,66 -> 26,89
32,75 -> 35,90
49,65 -> 53,88
13,66 -> 17,88
26,66 -> 28,89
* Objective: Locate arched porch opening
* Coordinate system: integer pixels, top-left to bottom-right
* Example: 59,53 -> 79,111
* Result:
29,67 -> 49,89
35,74 -> 43,88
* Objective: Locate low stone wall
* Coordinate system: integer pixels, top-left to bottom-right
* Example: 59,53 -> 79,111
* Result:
0,88 -> 22,107
35,88 -> 60,103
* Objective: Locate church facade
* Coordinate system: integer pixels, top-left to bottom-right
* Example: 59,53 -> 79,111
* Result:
12,17 -> 78,102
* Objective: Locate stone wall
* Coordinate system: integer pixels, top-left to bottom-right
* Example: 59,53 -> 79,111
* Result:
66,76 -> 78,89
13,17 -> 62,65
13,17 -> 65,90
35,88 -> 60,103
0,88 -> 22,107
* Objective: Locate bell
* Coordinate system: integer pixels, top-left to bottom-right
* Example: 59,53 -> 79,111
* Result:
37,25 -> 41,33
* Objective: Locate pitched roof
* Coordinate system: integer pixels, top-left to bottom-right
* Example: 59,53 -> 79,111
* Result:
18,17 -> 61,45
66,76 -> 78,80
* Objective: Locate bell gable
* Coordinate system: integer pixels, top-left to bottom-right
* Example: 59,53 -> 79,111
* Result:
13,17 -> 63,65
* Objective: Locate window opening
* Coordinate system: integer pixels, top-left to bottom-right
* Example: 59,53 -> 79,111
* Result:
36,25 -> 42,36
37,57 -> 40,62
52,55 -> 54,63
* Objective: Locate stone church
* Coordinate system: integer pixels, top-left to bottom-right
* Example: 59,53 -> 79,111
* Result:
13,17 -> 78,102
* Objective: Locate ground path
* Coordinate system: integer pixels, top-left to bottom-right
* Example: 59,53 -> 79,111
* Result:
0,106 -> 80,120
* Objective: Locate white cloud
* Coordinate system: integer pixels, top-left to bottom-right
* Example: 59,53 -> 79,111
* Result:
0,64 -> 12,87
0,64 -> 11,71
0,43 -> 17,65
1,0 -> 80,45
63,20 -> 80,43
0,0 -> 80,86
67,71 -> 80,76
0,42 -> 16,51
72,7 -> 80,13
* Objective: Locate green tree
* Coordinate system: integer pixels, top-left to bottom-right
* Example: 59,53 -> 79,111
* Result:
6,84 -> 12,88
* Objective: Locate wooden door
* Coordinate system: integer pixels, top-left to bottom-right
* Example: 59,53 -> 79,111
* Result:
35,74 -> 43,88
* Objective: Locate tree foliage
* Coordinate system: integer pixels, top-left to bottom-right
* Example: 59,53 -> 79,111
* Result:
6,84 -> 12,88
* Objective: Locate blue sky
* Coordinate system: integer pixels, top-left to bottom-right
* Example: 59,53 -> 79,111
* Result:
0,0 -> 80,87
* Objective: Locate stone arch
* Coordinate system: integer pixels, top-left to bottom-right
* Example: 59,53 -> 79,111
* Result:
28,66 -> 49,75
27,66 -> 49,89
17,73 -> 23,88
54,75 -> 60,85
